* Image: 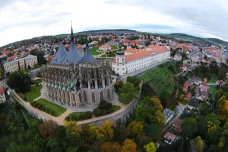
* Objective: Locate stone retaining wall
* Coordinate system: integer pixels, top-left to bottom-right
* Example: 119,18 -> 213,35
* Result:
77,98 -> 140,127
11,90 -> 50,121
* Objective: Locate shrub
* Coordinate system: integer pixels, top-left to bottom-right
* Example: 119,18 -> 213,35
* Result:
71,115 -> 78,121
93,108 -> 101,116
85,111 -> 93,119
37,104 -> 42,110
79,114 -> 87,120
99,100 -> 112,109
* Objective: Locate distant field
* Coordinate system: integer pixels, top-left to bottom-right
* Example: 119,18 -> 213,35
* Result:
90,47 -> 102,55
140,66 -> 175,97
24,85 -> 42,102
111,45 -> 118,50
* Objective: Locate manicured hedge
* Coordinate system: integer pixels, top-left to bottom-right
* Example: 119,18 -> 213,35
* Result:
65,111 -> 93,121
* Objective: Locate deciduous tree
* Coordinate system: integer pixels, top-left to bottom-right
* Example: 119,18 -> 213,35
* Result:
39,120 -> 57,139
65,121 -> 79,136
216,96 -> 228,120
100,142 -> 121,152
182,117 -> 198,138
189,136 -> 204,152
144,142 -> 157,152
121,139 -> 137,152
127,121 -> 144,137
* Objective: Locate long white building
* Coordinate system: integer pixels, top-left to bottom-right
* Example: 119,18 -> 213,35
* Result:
3,55 -> 38,73
112,45 -> 170,76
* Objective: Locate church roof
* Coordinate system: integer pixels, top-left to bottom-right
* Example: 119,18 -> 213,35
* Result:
63,42 -> 82,64
80,44 -> 96,63
51,44 -> 67,64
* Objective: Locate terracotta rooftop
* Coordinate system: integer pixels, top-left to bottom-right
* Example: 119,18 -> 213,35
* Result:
113,45 -> 168,63
99,44 -> 111,49
0,87 -> 4,94
165,132 -> 177,141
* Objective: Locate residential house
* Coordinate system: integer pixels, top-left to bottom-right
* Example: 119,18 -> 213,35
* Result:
0,88 -> 6,103
188,98 -> 200,110
199,85 -> 209,100
185,92 -> 192,101
173,119 -> 183,131
181,64 -> 187,71
99,44 -> 111,52
164,132 -> 178,145
183,82 -> 191,92
106,41 -> 119,46
164,108 -> 174,124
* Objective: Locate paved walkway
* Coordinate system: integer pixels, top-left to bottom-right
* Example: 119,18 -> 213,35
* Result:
11,86 -> 124,126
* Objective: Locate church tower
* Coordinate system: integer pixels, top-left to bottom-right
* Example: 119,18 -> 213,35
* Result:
70,21 -> 74,42
116,47 -> 125,63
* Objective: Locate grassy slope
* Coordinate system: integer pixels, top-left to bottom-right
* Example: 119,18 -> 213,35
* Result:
140,67 -> 175,97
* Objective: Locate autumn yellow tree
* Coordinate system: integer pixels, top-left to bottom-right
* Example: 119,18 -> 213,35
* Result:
189,136 -> 204,152
65,121 -> 80,136
89,121 -> 114,142
100,142 -> 121,152
207,121 -> 217,136
121,139 -> 137,152
144,142 -> 157,152
216,96 -> 228,120
127,121 -> 144,137
151,97 -> 163,112
100,120 -> 114,141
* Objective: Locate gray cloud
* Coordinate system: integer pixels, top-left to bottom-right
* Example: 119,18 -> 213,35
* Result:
107,0 -> 228,39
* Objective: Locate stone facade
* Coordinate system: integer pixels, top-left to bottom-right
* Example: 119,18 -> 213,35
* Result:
3,55 -> 38,73
41,61 -> 114,107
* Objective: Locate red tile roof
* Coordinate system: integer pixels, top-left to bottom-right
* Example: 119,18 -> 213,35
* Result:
7,53 -> 17,61
48,55 -> 54,60
185,93 -> 192,101
113,45 -> 168,63
173,119 -> 183,130
99,44 -> 111,49
0,88 -> 4,94
165,132 -> 177,141
200,85 -> 209,92
183,82 -> 190,91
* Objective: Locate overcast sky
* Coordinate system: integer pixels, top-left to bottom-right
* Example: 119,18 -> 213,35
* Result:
0,0 -> 228,46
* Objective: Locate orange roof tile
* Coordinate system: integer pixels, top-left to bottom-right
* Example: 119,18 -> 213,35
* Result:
99,44 -> 111,49
113,45 -> 168,62
0,87 -> 4,94
48,55 -> 54,60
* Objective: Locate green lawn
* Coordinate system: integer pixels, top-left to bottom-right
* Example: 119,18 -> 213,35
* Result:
111,45 -> 118,50
36,98 -> 66,117
210,86 -> 216,97
90,47 -> 102,55
24,85 -> 42,102
112,105 -> 121,112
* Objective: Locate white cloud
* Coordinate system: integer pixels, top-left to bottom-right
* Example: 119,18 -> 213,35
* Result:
0,0 -> 228,46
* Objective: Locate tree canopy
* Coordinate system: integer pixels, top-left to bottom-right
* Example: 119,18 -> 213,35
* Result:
7,71 -> 31,92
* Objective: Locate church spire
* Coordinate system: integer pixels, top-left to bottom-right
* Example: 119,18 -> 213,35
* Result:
71,21 -> 74,42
